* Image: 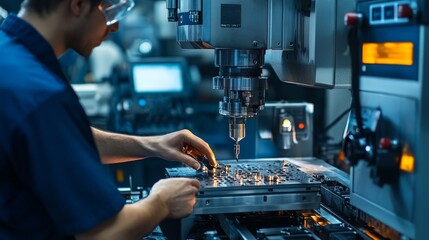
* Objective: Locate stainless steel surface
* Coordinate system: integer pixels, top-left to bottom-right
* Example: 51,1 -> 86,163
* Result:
201,0 -> 268,49
268,0 -> 352,88
214,48 -> 265,67
166,158 -> 322,215
176,0 -> 204,48
175,0 -> 268,49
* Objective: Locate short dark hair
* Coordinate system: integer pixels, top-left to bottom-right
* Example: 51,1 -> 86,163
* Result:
22,0 -> 102,15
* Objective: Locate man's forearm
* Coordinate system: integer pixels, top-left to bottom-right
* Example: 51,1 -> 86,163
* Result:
91,127 -> 158,164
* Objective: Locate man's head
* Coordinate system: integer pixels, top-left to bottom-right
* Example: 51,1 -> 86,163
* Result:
22,0 -> 102,16
19,0 -> 134,57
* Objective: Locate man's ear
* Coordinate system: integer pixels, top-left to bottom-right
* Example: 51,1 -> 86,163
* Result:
68,0 -> 89,17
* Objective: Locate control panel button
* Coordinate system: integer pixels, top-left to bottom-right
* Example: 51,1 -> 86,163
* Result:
344,12 -> 363,26
398,4 -> 413,19
368,2 -> 416,25
372,6 -> 382,21
379,137 -> 392,149
384,5 -> 395,20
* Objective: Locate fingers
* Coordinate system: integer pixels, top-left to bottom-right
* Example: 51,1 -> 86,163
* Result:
182,131 -> 217,167
180,179 -> 200,195
187,178 -> 201,188
176,152 -> 201,170
154,178 -> 200,219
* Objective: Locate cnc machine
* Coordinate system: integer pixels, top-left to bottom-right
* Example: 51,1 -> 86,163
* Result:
166,0 -> 352,161
157,0 -> 429,239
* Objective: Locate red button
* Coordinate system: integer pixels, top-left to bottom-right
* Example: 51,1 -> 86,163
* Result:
398,4 -> 413,19
379,138 -> 392,149
344,13 -> 363,26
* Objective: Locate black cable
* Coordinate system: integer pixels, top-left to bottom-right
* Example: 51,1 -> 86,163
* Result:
317,27 -> 361,142
316,105 -> 351,159
319,106 -> 352,139
348,27 -> 364,133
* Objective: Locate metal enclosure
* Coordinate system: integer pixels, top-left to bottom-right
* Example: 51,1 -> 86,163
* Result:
347,1 -> 429,239
177,0 -> 268,49
269,0 -> 353,88
174,0 -> 353,87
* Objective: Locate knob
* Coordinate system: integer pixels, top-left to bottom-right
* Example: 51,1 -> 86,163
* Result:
343,129 -> 376,166
344,13 -> 363,26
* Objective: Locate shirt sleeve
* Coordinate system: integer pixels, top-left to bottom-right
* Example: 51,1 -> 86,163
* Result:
11,89 -> 125,235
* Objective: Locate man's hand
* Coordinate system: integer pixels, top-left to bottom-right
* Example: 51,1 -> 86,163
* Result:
75,178 -> 201,240
150,178 -> 200,219
154,129 -> 217,170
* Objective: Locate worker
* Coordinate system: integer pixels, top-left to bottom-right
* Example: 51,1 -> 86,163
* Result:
0,0 -> 217,239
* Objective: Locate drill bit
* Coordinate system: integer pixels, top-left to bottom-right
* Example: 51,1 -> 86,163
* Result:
229,117 -> 245,161
234,141 -> 240,161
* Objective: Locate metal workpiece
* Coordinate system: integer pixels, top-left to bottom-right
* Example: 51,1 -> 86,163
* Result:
166,159 -> 321,215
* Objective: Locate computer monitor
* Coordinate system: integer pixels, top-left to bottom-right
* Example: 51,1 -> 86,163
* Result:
130,58 -> 188,96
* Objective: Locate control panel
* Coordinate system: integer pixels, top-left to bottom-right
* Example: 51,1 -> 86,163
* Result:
369,1 -> 416,25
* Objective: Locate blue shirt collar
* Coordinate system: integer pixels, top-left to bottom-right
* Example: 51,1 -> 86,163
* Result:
1,14 -> 67,82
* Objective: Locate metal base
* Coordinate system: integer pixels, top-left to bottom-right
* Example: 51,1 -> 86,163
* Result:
166,159 -> 321,215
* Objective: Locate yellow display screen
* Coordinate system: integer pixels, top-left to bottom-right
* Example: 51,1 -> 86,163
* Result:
362,42 -> 413,66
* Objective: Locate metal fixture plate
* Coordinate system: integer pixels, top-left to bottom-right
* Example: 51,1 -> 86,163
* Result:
166,159 -> 321,214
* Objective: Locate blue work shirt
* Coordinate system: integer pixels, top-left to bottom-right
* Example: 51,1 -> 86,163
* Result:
0,15 -> 125,239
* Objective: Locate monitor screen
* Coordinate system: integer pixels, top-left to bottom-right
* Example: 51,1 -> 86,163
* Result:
132,63 -> 184,93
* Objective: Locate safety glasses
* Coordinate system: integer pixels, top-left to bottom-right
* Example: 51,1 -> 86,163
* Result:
99,0 -> 135,25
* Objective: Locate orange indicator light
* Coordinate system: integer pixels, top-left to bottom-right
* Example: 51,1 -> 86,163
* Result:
362,42 -> 413,66
400,153 -> 415,173
298,123 -> 305,129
